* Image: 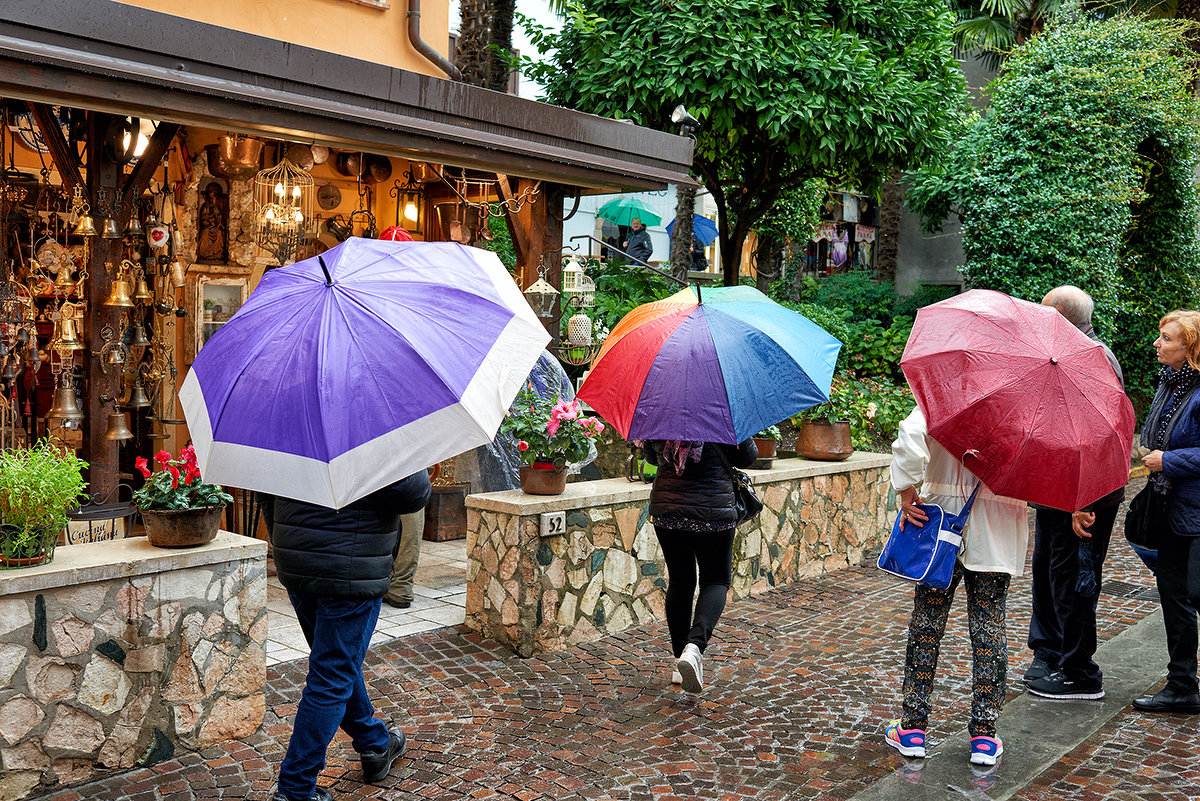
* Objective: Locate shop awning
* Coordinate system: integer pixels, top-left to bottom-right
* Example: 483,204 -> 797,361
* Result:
0,1 -> 694,192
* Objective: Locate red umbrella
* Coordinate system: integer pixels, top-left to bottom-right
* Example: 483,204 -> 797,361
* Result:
901,289 -> 1135,512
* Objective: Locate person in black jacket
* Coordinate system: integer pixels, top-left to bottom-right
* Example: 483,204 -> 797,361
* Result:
261,471 -> 431,801
643,438 -> 758,693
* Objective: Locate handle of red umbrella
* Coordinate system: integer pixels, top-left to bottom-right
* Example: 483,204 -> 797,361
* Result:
317,255 -> 333,286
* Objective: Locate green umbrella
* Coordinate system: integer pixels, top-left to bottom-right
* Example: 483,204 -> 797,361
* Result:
597,196 -> 662,227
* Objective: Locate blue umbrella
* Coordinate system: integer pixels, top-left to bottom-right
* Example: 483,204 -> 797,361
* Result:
666,214 -> 720,246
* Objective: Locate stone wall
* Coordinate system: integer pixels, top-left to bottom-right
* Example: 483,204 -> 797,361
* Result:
0,532 -> 266,801
464,454 -> 893,656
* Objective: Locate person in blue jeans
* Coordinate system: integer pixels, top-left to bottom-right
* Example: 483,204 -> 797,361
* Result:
261,471 -> 431,801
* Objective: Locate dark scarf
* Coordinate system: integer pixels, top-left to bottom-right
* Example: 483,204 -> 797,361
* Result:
1141,363 -> 1200,493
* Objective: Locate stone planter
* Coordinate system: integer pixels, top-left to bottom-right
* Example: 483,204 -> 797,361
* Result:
140,505 -> 224,548
752,437 -> 778,469
519,464 -> 568,495
795,420 -> 853,461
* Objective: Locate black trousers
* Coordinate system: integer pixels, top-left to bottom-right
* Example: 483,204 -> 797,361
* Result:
654,526 -> 736,657
1155,530 -> 1200,694
1027,505 -> 1116,683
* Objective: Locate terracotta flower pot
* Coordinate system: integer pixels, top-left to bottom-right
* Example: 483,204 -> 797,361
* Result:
752,437 -> 777,469
795,420 -> 854,461
519,463 -> 568,495
140,506 -> 224,548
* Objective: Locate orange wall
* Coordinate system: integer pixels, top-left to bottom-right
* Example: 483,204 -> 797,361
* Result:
111,0 -> 452,76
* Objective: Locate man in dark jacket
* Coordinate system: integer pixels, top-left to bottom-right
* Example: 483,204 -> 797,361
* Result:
261,470 -> 432,801
1024,286 -> 1125,701
622,217 -> 653,263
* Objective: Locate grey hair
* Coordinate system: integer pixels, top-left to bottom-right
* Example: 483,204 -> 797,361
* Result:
1043,285 -> 1093,326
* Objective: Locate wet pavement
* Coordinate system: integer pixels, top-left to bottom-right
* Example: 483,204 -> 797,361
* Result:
34,484 -> 1200,801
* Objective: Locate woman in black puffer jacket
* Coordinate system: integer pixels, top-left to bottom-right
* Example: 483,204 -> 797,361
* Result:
643,438 -> 758,693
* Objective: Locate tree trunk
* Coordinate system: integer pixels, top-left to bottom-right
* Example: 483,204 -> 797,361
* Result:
754,234 -> 782,294
487,0 -> 517,93
455,0 -> 491,88
669,183 -> 696,284
875,170 -> 902,283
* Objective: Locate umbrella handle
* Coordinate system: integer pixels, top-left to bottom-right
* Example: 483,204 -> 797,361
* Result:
317,255 -> 333,286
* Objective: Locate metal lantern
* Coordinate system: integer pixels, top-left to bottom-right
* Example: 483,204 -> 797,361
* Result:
523,276 -> 559,318
389,167 -> 425,232
253,157 -> 316,265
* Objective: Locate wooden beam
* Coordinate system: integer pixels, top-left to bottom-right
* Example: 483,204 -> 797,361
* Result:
122,122 -> 180,199
496,175 -> 530,265
27,102 -> 83,193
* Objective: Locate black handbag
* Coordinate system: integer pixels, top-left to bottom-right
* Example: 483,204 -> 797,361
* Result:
1125,483 -> 1168,551
716,445 -> 763,526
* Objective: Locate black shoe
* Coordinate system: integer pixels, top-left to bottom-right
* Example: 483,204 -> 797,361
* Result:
1023,657 -> 1052,684
361,728 -> 407,783
1026,671 -> 1105,700
383,597 -> 411,609
1132,688 -> 1200,714
271,787 -> 333,801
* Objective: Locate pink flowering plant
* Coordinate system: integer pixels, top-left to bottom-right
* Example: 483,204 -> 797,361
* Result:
500,387 -> 605,467
132,447 -> 234,511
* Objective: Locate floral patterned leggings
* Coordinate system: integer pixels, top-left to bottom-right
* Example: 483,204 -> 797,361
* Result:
900,563 -> 1011,738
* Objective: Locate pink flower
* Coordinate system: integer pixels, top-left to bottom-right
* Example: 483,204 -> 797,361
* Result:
135,456 -> 152,478
517,440 -> 529,452
552,399 -> 580,422
547,417 -> 561,437
181,445 -> 197,466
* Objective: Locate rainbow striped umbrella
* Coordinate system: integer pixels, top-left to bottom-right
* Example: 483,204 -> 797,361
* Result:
577,286 -> 841,444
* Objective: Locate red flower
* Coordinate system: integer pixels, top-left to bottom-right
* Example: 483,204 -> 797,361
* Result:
517,440 -> 529,452
181,445 -> 197,466
184,463 -> 202,483
167,465 -> 180,489
153,449 -> 172,468
135,456 -> 152,478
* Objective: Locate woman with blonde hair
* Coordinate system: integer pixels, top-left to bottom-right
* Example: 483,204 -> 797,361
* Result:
1133,309 -> 1200,714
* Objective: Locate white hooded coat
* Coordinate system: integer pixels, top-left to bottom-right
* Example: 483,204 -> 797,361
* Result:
891,407 -> 1029,576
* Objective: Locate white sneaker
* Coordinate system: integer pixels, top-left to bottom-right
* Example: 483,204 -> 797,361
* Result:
671,669 -> 682,685
677,644 -> 703,693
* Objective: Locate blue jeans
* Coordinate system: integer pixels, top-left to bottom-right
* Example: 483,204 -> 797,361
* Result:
277,591 -> 390,801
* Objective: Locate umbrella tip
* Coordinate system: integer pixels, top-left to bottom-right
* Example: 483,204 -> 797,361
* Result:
1050,357 -> 1058,365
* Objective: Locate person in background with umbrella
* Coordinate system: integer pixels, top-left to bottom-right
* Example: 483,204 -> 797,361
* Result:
1024,286 -> 1125,702
885,407 -> 1028,766
1132,309 -> 1200,715
622,217 -> 653,263
641,437 -> 759,693
262,470 -> 431,801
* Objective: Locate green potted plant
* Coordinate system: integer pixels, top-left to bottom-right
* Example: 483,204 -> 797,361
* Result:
500,387 -> 605,495
133,446 -> 233,547
752,424 -> 781,467
0,440 -> 88,567
792,376 -> 857,461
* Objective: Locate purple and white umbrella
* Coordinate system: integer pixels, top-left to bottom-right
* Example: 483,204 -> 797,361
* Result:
180,238 -> 549,508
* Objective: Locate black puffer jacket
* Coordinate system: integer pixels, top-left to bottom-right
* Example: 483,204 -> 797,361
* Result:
262,471 -> 431,599
644,440 -> 758,524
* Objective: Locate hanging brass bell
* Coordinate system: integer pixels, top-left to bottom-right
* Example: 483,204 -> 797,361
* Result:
132,275 -> 153,303
54,264 -> 75,293
104,278 -> 135,308
123,382 -> 151,408
15,326 -> 29,343
128,322 -> 151,348
51,316 -> 86,351
105,347 -> 127,365
101,217 -> 122,239
103,411 -> 134,441
72,214 -> 98,237
169,259 -> 187,288
145,209 -> 159,227
124,215 -> 144,237
1,360 -> 15,382
45,386 -> 85,423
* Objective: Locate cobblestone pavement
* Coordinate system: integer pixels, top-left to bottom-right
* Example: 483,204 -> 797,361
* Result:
36,492 -> 1199,801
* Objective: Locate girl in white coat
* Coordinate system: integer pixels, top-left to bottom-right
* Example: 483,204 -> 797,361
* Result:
883,407 -> 1028,767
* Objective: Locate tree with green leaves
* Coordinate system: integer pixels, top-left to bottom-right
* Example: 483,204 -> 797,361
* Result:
908,13 -> 1200,403
522,0 -> 969,285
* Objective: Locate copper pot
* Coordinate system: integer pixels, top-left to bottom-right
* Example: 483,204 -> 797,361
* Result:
795,420 -> 853,461
334,151 -> 362,178
141,505 -> 223,548
215,135 -> 264,179
362,155 -> 393,185
285,143 -> 315,171
310,145 -> 330,165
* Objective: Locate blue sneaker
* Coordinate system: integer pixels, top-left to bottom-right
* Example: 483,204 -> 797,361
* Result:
884,719 -> 926,758
969,734 -> 1003,766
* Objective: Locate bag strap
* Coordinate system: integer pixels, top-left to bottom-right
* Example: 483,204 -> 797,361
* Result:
713,443 -> 740,493
958,481 -> 983,520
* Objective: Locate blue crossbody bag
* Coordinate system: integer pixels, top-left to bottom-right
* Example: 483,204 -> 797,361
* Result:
877,482 -> 982,590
